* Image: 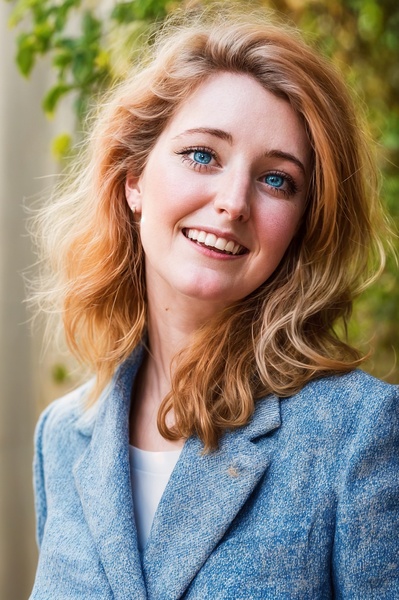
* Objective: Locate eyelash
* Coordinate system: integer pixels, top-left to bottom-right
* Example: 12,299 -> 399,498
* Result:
262,171 -> 299,197
175,146 -> 299,197
175,146 -> 218,171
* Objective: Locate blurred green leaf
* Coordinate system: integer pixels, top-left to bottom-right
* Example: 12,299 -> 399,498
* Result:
52,49 -> 73,69
111,0 -> 168,21
15,32 -> 37,76
42,82 -> 71,115
358,1 -> 384,41
111,1 -> 137,23
51,132 -> 72,161
82,10 -> 101,40
8,0 -> 39,28
51,362 -> 69,384
71,50 -> 94,84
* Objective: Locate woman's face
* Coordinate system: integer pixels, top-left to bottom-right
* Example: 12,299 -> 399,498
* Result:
126,72 -> 311,313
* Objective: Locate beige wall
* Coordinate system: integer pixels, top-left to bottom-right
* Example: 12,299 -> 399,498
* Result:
0,5 -> 68,597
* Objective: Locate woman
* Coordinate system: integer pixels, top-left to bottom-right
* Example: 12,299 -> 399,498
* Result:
30,9 -> 398,599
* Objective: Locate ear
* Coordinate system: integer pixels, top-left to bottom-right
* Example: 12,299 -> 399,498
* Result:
125,173 -> 143,214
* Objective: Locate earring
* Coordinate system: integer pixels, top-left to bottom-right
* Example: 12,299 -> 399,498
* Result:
130,206 -> 136,215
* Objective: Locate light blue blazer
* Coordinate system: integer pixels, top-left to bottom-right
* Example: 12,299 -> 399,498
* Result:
30,346 -> 399,599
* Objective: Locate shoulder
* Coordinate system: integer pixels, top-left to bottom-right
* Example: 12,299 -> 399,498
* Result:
299,368 -> 397,400
35,380 -> 95,456
35,344 -> 144,452
32,380 -> 96,546
289,369 -> 398,416
278,370 -> 398,451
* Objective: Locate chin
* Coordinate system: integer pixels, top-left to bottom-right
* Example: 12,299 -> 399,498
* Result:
181,284 -> 241,307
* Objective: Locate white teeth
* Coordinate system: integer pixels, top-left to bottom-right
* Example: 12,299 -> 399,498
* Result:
204,233 -> 217,247
185,228 -> 243,255
214,237 -> 226,250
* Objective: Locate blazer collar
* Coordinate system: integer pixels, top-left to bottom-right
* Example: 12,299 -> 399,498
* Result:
73,345 -> 281,600
73,345 -> 148,600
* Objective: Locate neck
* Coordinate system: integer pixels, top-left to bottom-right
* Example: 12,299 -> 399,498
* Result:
130,284 -> 223,451
145,277 -> 226,385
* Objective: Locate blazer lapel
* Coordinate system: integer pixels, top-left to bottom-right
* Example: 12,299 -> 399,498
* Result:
73,347 -> 147,600
142,396 -> 281,600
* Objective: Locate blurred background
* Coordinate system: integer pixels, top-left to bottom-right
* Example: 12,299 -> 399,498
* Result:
0,0 -> 398,597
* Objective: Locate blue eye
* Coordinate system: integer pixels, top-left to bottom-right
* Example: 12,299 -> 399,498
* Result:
193,151 -> 212,165
265,174 -> 285,188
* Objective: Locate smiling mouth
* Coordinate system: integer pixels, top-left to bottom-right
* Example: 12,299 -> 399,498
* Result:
183,228 -> 247,255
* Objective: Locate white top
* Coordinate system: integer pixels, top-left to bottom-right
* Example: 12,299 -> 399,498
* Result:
129,445 -> 182,551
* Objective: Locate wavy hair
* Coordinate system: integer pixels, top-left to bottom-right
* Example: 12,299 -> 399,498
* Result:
34,7 -> 388,449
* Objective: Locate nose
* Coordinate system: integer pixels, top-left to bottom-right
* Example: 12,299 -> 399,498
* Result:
213,170 -> 251,222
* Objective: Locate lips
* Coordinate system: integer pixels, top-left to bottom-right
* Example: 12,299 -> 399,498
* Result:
183,228 -> 247,255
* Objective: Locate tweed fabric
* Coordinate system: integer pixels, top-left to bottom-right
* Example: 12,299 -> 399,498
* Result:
30,347 -> 399,599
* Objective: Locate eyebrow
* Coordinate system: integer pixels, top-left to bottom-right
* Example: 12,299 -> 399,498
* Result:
172,127 -> 233,143
173,128 -> 306,176
264,150 -> 307,176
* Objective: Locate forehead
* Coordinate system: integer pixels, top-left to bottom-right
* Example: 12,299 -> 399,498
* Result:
160,71 -> 310,163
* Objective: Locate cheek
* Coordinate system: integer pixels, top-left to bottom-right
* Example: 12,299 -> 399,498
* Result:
257,203 -> 303,255
140,167 -> 201,223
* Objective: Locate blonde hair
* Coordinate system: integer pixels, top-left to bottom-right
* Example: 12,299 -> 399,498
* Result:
35,8 -> 388,449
